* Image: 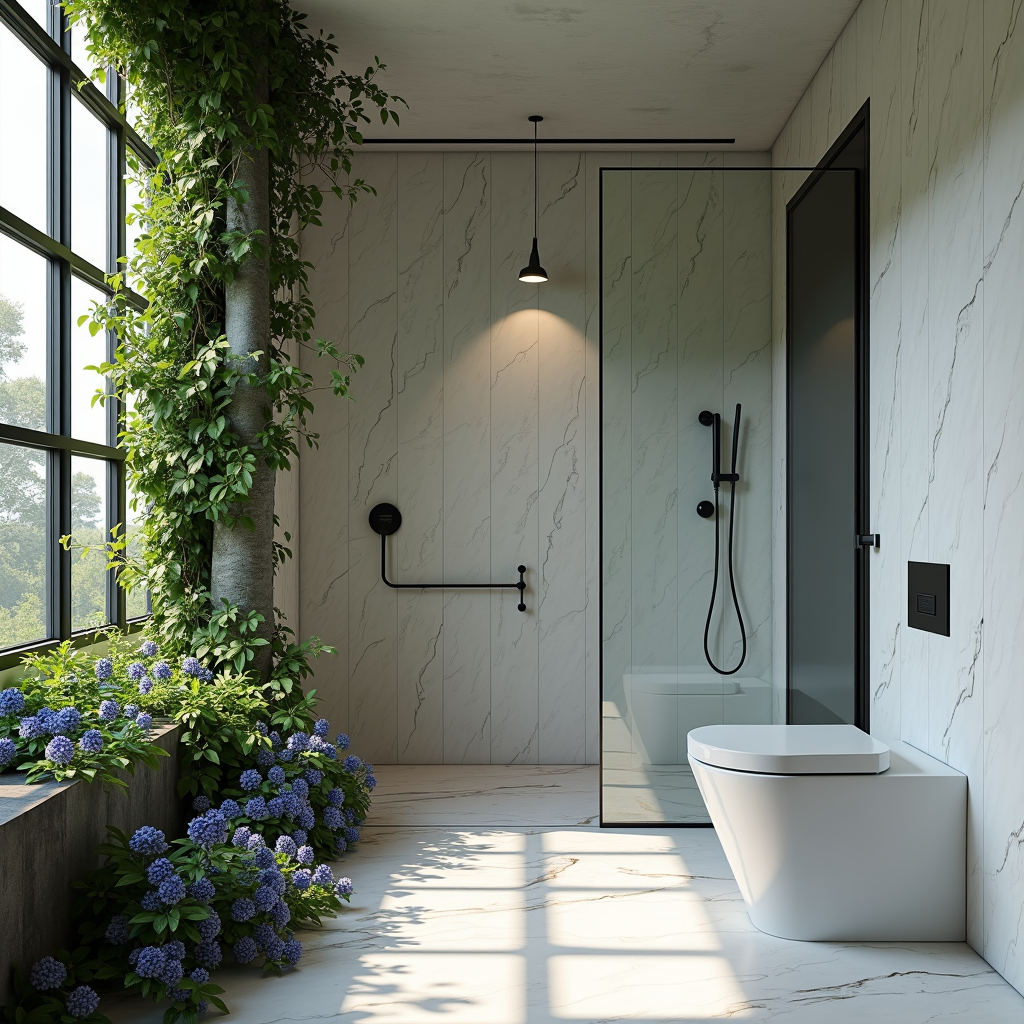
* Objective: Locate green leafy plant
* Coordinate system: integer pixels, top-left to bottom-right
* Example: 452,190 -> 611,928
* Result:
61,0 -> 403,685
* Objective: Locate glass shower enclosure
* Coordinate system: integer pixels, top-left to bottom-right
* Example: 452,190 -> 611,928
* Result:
600,165 -> 854,825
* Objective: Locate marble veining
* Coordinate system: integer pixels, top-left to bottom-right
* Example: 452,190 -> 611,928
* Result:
771,0 -> 1024,997
105,766 -> 1024,1024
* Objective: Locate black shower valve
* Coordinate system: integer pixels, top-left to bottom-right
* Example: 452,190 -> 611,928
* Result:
696,500 -> 715,519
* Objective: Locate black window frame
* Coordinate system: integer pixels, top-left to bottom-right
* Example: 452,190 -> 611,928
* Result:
0,0 -> 158,669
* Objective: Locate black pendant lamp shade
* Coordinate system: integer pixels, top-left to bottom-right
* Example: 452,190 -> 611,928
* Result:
519,115 -> 548,283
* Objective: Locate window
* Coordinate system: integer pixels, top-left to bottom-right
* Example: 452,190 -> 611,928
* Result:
0,1 -> 156,664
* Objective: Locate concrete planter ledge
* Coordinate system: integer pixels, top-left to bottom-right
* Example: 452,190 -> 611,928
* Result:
0,722 -> 183,1005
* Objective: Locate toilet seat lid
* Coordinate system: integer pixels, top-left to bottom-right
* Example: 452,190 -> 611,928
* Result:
687,724 -> 890,774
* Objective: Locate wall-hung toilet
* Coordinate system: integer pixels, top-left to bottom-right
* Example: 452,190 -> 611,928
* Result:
688,724 -> 966,941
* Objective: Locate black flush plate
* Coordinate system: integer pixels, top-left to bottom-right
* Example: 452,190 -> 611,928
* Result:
907,561 -> 950,636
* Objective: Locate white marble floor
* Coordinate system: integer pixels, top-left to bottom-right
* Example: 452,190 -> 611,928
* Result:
108,764 -> 1024,1023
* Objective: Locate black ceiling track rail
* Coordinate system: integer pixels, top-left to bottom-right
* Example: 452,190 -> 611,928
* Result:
361,137 -> 736,145
369,503 -> 527,612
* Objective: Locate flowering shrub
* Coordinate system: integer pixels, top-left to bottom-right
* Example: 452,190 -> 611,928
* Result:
17,814 -> 355,1022
0,641 -> 167,787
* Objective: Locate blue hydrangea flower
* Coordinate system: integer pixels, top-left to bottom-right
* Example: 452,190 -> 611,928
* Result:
245,796 -> 268,820
246,833 -> 266,851
231,825 -> 252,848
367,773 -> 377,790
194,941 -> 222,968
127,661 -> 147,680
158,875 -> 186,905
169,987 -> 191,1004
190,967 -> 210,985
233,937 -> 258,964
291,778 -> 309,799
296,845 -> 314,866
53,707 -> 81,734
95,658 -> 113,680
344,755 -> 361,772
344,826 -> 361,844
298,807 -> 315,830
261,868 -> 286,895
262,934 -> 285,961
105,915 -> 130,945
283,938 -> 302,966
152,661 -> 172,679
281,790 -> 301,818
0,687 -> 25,716
192,794 -> 211,813
304,768 -> 323,787
277,748 -> 294,762
255,721 -> 268,736
187,810 -> 228,849
239,769 -> 262,791
146,858 -> 175,884
197,909 -> 221,942
165,940 -> 186,961
270,899 -> 291,928
344,807 -> 356,824
253,847 -> 276,869
0,737 -> 17,766
189,877 -> 216,902
335,877 -> 354,897
199,668 -> 213,682
253,885 -> 278,912
230,897 -> 256,922
309,736 -> 334,756
336,733 -> 350,750
19,716 -> 46,739
140,640 -> 158,657
335,836 -> 348,853
292,829 -> 307,847
138,677 -> 153,696
45,735 -> 74,766
313,718 -> 330,736
135,712 -> 152,732
123,704 -> 140,720
275,835 -> 297,858
327,787 -> 344,807
65,984 -> 100,1018
220,798 -> 241,819
292,868 -> 312,891
135,946 -> 165,979
268,765 -> 285,786
266,796 -> 284,817
129,826 -> 168,855
312,864 -> 334,888
30,956 -> 67,990
98,699 -> 119,722
181,657 -> 202,677
256,748 -> 275,767
78,729 -> 103,754
269,730 -> 282,749
323,806 -> 343,830
141,890 -> 162,911
158,957 -> 184,985
286,731 -> 310,752
253,923 -> 276,950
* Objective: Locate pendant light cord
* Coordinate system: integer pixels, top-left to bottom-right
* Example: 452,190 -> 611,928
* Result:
533,117 -> 539,236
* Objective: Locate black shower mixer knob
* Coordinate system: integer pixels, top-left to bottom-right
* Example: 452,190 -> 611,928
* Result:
696,500 -> 715,519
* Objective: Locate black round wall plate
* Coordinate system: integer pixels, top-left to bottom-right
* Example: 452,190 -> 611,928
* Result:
369,503 -> 402,536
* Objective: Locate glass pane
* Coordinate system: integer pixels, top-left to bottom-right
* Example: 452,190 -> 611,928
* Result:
71,275 -> 108,444
70,18 -> 107,86
71,454 -> 109,631
0,442 -> 48,649
0,233 -> 48,430
0,22 -> 48,234
125,469 -> 148,620
600,168 -> 775,825
71,96 -> 109,271
788,168 -> 858,724
124,162 -> 145,292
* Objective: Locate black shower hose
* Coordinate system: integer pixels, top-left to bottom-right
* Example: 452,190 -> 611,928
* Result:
703,425 -> 747,676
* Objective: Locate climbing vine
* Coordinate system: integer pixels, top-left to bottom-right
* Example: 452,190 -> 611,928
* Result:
64,0 -> 403,687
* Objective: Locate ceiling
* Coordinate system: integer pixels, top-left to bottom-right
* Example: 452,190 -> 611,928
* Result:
298,0 -> 860,151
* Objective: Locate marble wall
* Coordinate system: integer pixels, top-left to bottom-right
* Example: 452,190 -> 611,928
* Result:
601,164 -> 773,715
771,0 -> 1024,993
296,150 -> 766,765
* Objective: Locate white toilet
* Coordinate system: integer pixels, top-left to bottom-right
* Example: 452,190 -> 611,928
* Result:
687,724 -> 966,941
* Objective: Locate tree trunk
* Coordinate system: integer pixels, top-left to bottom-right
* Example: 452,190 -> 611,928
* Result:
211,66 -> 275,682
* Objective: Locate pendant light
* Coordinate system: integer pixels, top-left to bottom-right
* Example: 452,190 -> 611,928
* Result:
519,115 -> 548,283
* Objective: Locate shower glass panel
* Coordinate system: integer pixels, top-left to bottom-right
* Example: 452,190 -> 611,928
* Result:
600,166 -> 853,825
